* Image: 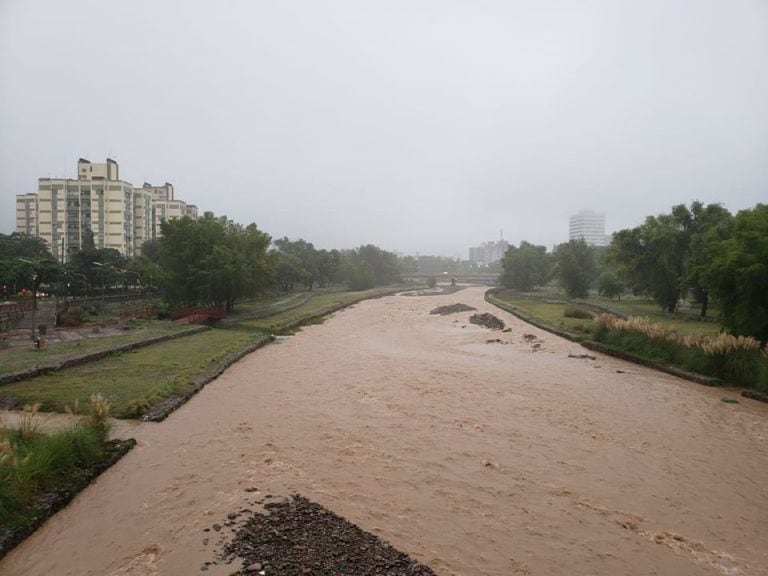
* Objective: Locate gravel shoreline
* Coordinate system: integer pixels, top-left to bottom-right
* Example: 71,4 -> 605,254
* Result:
212,495 -> 439,576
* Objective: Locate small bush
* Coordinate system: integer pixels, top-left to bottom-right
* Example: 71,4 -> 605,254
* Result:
564,306 -> 594,320
426,276 -> 437,288
83,394 -> 111,440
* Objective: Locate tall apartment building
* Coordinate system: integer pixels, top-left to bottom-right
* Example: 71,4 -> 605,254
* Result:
468,239 -> 510,265
569,210 -> 608,247
15,158 -> 198,262
140,182 -> 198,239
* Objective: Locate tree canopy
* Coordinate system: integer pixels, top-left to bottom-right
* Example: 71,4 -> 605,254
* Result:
339,245 -> 401,291
553,239 -> 595,299
157,214 -> 273,311
702,204 -> 768,341
0,233 -> 60,299
609,203 -> 724,313
272,238 -> 341,291
499,241 -> 550,291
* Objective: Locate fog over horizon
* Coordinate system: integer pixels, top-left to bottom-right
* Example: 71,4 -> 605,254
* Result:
1,1 -> 766,258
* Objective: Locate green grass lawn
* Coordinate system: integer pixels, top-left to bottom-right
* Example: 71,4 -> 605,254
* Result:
0,322 -> 193,377
490,289 -> 721,338
489,294 -> 595,336
0,327 -> 260,418
0,286 -> 409,419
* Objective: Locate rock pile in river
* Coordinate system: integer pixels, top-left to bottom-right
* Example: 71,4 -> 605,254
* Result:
468,313 -> 505,330
218,495 -> 438,576
430,303 -> 476,315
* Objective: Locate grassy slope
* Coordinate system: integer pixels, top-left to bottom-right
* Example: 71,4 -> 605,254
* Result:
0,322 -> 192,377
0,328 -> 256,417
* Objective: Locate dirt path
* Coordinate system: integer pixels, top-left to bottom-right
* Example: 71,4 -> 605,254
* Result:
2,287 -> 767,576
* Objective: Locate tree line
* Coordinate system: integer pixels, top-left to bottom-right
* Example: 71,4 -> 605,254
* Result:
499,202 -> 768,341
0,212 -> 409,313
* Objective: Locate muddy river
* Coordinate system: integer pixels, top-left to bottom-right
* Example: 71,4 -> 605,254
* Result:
2,287 -> 767,575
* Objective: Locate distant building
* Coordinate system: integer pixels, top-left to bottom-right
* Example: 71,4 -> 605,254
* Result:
569,210 -> 608,246
468,239 -> 510,265
15,158 -> 198,262
139,182 -> 199,241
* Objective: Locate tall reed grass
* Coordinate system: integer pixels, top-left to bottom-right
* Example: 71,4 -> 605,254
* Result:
593,314 -> 768,389
0,395 -> 112,529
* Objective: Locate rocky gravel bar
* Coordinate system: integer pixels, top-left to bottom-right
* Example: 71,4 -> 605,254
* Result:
215,495 -> 438,576
429,303 -> 476,316
468,312 -> 505,330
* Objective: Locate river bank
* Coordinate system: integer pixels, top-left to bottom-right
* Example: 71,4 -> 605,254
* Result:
1,286 -> 766,575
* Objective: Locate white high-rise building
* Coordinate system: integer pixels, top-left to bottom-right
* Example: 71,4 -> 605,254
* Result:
468,239 -> 510,265
15,158 -> 198,262
569,210 -> 608,246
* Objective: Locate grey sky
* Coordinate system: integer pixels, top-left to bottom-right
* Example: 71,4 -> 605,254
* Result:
1,0 -> 766,257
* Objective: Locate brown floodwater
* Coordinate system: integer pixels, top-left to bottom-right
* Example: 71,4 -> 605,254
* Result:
2,286 -> 767,576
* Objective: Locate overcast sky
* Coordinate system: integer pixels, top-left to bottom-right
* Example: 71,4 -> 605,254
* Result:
1,1 -> 766,257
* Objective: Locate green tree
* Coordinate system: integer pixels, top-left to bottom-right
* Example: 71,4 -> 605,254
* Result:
273,251 -> 305,291
273,238 -> 320,290
69,247 -> 125,296
0,233 -> 60,301
554,239 -> 595,299
338,245 -> 400,290
610,202 -> 731,313
398,255 -> 419,277
315,249 -> 341,288
499,241 -> 550,291
684,203 -> 733,317
597,271 -> 624,300
157,214 -> 273,311
344,260 -> 375,291
356,244 -> 401,285
123,256 -> 160,292
0,233 -> 51,260
703,204 -> 768,341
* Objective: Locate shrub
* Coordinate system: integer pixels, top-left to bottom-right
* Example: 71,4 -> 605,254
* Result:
426,276 -> 437,288
83,394 -> 111,440
564,306 -> 593,320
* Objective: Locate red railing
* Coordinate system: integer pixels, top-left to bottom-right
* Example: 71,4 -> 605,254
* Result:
170,306 -> 227,323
